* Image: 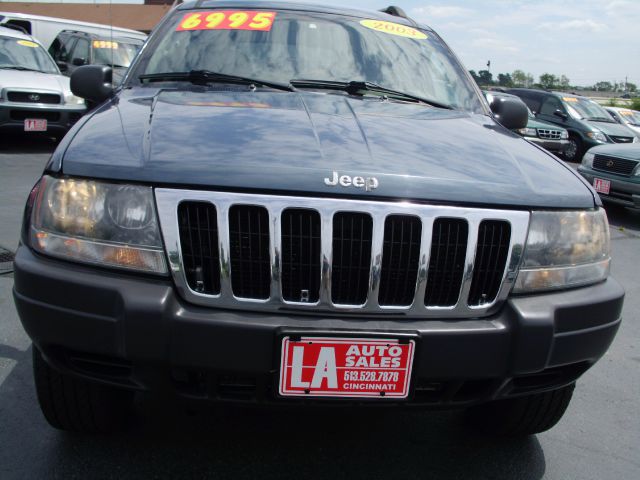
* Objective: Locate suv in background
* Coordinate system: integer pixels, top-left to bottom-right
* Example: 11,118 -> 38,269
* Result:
507,89 -> 638,161
0,26 -> 86,136
578,144 -> 640,210
49,30 -> 144,85
485,91 -> 568,155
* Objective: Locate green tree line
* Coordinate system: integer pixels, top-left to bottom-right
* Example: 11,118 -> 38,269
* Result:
469,70 -> 637,94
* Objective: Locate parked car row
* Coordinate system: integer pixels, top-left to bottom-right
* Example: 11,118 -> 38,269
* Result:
0,13 -> 146,137
491,89 -> 640,210
0,26 -> 86,137
484,91 -> 569,155
488,88 -> 638,161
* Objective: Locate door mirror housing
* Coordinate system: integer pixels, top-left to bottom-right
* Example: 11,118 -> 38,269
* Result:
70,65 -> 114,103
554,109 -> 568,121
489,96 -> 528,130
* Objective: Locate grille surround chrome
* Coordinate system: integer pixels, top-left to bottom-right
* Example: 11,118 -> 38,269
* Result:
536,129 -> 562,140
156,189 -> 530,318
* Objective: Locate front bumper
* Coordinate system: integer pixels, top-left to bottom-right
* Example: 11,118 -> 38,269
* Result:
528,137 -> 569,153
0,102 -> 86,134
578,167 -> 640,209
13,246 -> 624,407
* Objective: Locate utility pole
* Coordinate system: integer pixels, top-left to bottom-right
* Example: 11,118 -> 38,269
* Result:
487,60 -> 491,73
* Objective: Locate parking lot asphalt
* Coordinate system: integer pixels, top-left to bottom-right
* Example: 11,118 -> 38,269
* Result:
0,136 -> 639,480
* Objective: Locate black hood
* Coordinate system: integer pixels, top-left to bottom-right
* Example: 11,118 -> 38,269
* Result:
56,88 -> 595,209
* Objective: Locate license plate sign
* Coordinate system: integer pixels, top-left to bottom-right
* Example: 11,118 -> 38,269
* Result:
279,337 -> 415,398
24,119 -> 47,131
593,178 -> 611,195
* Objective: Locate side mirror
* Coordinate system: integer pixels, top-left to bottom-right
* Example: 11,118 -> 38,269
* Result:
72,57 -> 88,66
70,65 -> 114,103
489,96 -> 528,130
55,60 -> 68,72
554,109 -> 568,121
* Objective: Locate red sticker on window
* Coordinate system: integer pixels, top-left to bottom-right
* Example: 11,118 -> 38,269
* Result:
176,11 -> 276,32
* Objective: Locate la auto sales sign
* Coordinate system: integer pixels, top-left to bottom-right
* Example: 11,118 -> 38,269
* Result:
279,337 -> 415,398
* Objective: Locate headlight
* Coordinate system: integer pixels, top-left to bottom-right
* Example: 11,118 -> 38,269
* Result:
582,151 -> 595,168
513,209 -> 610,293
560,130 -> 569,139
30,176 -> 167,274
64,92 -> 85,106
633,136 -> 639,143
586,131 -> 608,143
517,127 -> 537,137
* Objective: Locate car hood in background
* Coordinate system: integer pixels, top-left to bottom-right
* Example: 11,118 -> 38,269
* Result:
0,69 -> 70,93
587,119 -> 638,138
588,143 -> 640,160
58,88 -> 595,209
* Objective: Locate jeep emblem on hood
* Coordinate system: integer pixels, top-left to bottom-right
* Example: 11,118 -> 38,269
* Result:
324,171 -> 379,192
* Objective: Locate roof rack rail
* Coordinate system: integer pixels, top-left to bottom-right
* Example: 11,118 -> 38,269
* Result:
379,6 -> 410,20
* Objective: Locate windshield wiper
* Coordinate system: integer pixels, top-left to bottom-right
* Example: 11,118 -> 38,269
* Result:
290,79 -> 453,109
0,65 -> 45,73
138,70 -> 295,92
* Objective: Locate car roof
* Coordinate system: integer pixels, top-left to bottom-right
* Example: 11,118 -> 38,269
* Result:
0,11 -> 145,36
607,106 -> 638,113
59,29 -> 144,43
0,25 -> 36,41
178,1 -> 431,29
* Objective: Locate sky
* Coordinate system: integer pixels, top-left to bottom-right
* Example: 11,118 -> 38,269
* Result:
4,0 -> 639,86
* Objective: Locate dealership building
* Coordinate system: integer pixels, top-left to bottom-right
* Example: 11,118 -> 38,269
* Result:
0,1 -> 173,32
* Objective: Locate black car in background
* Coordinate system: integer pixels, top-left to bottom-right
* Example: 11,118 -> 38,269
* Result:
507,89 -> 638,162
48,30 -> 143,85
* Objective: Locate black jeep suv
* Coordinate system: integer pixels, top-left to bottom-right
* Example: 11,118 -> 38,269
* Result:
14,2 -> 624,436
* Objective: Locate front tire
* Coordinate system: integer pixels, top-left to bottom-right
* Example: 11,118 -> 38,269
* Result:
564,135 -> 583,162
33,347 -> 134,433
465,383 -> 575,436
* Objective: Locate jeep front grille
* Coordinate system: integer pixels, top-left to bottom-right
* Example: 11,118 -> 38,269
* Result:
156,190 -> 529,318
536,129 -> 562,140
593,155 -> 638,176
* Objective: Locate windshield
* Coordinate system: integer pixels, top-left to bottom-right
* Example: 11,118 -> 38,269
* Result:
563,96 -> 612,121
617,109 -> 640,126
132,10 -> 483,112
0,36 -> 58,73
93,39 -> 142,68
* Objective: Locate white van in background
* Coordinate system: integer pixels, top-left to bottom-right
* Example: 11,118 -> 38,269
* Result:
0,11 -> 146,49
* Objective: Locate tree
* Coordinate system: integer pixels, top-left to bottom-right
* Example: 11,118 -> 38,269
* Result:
525,73 -> 535,87
468,70 -> 481,84
539,73 -> 558,89
477,70 -> 493,86
594,81 -> 613,91
512,70 -> 527,87
559,75 -> 570,89
497,73 -> 513,87
626,82 -> 637,93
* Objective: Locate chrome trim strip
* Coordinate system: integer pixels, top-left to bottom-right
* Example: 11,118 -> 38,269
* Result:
155,189 -> 530,319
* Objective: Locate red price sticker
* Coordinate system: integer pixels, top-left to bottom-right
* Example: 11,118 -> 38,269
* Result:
176,11 -> 276,32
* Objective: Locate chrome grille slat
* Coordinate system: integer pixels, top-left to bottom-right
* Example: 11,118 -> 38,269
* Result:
156,190 -> 530,318
536,129 -> 562,140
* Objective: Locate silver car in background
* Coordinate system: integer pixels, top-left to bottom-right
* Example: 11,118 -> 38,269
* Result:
0,26 -> 86,137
